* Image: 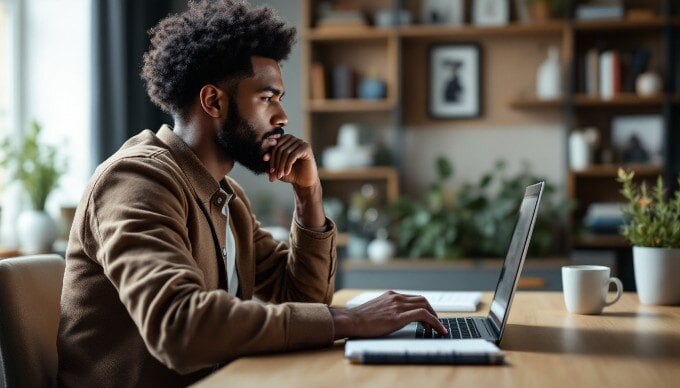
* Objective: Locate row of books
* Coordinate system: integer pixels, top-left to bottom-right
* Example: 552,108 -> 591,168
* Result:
582,47 -> 650,99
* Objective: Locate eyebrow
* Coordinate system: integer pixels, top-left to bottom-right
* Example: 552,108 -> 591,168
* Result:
258,86 -> 285,98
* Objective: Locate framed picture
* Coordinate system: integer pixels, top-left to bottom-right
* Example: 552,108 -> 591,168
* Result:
422,0 -> 464,25
472,0 -> 510,26
611,115 -> 664,165
428,44 -> 482,119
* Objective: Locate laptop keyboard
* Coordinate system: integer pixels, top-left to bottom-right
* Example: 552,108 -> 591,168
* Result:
415,318 -> 482,339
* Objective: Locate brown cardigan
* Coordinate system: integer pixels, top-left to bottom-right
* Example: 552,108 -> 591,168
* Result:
57,125 -> 337,387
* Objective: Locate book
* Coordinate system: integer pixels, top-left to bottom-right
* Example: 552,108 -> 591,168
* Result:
599,50 -> 621,100
310,62 -> 326,100
575,4 -> 624,21
346,290 -> 482,312
585,48 -> 599,96
345,339 -> 505,365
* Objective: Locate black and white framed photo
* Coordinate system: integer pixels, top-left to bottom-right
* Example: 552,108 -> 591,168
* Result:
611,115 -> 664,165
428,44 -> 482,119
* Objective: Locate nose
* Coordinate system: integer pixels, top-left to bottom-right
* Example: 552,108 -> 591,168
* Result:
271,105 -> 288,128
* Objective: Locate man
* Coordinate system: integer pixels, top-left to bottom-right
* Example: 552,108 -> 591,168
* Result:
57,1 -> 446,386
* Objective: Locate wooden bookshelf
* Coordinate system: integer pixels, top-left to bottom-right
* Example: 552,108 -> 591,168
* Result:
573,17 -> 670,31
306,98 -> 396,112
573,93 -> 665,107
318,166 -> 399,203
398,21 -> 565,39
305,26 -> 394,41
508,97 -> 564,109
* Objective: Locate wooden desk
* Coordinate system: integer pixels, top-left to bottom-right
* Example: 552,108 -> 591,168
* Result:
195,290 -> 680,388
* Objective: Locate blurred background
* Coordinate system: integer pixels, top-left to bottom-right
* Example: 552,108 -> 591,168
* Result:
0,0 -> 678,291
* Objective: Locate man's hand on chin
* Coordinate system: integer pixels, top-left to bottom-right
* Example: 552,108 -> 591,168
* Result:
262,134 -> 319,187
262,134 -> 326,229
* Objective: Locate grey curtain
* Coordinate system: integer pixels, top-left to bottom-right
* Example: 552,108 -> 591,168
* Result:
91,0 -> 174,163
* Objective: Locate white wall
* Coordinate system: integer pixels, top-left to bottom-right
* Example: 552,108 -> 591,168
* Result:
24,0 -> 92,213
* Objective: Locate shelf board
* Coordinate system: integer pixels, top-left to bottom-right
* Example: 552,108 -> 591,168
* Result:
398,21 -> 565,39
573,93 -> 664,107
573,234 -> 629,249
573,17 -> 670,31
305,26 -> 394,41
318,166 -> 398,181
508,97 -> 564,109
570,164 -> 663,178
306,98 -> 396,112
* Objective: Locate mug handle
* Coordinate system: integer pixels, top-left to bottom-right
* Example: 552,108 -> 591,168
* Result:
604,277 -> 623,307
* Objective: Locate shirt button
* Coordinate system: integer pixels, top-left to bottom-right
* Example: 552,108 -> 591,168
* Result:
222,247 -> 227,257
214,196 -> 224,206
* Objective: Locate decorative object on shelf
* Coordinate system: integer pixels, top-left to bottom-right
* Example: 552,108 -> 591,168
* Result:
428,44 -> 481,119
635,71 -> 662,97
583,202 -> 625,234
392,156 -> 570,259
525,0 -> 567,22
568,127 -> 598,171
322,123 -> 374,169
617,169 -> 680,305
0,121 -> 67,254
367,228 -> 395,264
358,76 -> 387,100
422,0 -> 464,25
472,0 -> 509,26
514,0 -> 530,23
374,8 -> 412,27
536,45 -> 561,100
611,115 -> 663,166
575,1 -> 624,21
332,64 -> 355,99
315,0 -> 367,30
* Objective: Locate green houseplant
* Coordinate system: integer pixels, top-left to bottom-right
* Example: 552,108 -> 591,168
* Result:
392,156 -> 569,260
0,121 -> 66,253
617,168 -> 680,305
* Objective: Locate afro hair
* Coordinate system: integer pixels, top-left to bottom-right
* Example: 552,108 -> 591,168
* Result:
141,0 -> 296,116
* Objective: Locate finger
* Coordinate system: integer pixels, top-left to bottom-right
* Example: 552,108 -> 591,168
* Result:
281,144 -> 304,177
275,140 -> 302,179
270,136 -> 296,175
401,308 -> 448,335
401,295 -> 438,317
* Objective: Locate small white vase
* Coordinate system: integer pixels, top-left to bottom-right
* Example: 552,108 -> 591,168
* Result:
17,210 -> 58,254
635,72 -> 662,97
536,46 -> 561,99
633,246 -> 680,305
367,229 -> 395,264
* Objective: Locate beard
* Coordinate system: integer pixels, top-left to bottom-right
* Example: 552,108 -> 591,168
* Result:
217,99 -> 284,175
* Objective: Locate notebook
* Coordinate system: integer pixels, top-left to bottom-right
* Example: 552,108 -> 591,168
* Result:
346,290 -> 482,312
345,339 -> 504,365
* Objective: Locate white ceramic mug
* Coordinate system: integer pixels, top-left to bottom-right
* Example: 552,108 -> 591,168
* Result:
562,265 -> 623,314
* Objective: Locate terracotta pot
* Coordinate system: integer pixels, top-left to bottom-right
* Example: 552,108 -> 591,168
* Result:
529,0 -> 551,22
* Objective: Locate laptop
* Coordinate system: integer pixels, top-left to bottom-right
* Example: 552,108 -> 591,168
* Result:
363,181 -> 544,345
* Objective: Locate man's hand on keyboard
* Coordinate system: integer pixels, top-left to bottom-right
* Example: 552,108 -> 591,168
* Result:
329,291 -> 448,340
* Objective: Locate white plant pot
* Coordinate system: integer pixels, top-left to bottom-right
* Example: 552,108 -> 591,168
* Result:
633,246 -> 680,305
17,210 -> 58,254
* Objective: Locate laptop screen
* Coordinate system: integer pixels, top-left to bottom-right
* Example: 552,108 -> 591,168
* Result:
488,182 -> 543,337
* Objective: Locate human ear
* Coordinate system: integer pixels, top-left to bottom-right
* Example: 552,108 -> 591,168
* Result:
198,84 -> 227,118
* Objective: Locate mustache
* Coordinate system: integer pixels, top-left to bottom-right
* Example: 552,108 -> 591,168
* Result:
262,126 -> 285,141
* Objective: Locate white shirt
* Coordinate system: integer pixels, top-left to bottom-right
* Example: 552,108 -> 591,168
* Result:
221,192 -> 239,296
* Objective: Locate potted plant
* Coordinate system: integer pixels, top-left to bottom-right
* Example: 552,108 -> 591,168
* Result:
617,168 -> 680,305
0,121 -> 66,253
392,156 -> 570,260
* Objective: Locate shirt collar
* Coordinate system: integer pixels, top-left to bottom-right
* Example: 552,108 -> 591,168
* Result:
156,124 -> 233,207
